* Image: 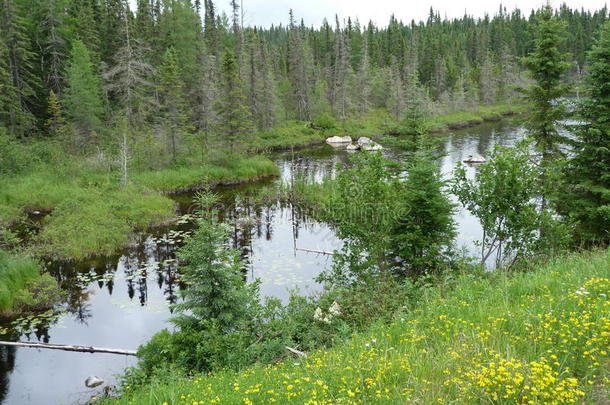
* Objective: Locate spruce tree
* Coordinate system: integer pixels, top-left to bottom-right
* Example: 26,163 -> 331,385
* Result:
45,89 -> 69,139
563,21 -> 610,244
215,50 -> 252,153
158,47 -> 187,162
522,5 -> 571,165
0,0 -> 38,137
63,39 -> 103,144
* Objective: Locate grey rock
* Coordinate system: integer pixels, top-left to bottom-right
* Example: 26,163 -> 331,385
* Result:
85,376 -> 104,388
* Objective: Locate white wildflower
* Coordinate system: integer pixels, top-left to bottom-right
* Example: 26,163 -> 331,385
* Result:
314,307 -> 324,322
329,301 -> 342,317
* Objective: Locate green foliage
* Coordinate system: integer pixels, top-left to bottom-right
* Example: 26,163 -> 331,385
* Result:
0,250 -> 60,314
63,39 -> 104,144
392,149 -> 456,275
317,148 -> 456,284
452,142 -> 570,268
105,249 -> 610,405
319,152 -> 405,285
521,5 -> 571,163
215,51 -> 253,152
312,113 -> 337,130
561,21 -> 610,245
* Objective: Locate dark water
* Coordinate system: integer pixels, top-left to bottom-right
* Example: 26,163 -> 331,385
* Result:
0,120 -> 524,405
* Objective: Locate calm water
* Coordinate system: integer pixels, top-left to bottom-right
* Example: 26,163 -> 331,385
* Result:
0,120 -> 524,405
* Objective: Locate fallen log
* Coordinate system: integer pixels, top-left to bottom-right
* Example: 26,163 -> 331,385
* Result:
296,247 -> 335,256
0,341 -> 137,356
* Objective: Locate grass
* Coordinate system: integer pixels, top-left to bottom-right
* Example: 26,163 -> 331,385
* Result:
0,250 -> 41,312
104,249 -> 610,404
428,104 -> 524,132
134,156 -> 279,192
0,154 -> 279,260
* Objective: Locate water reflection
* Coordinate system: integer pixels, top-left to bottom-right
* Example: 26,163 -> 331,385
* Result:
0,120 -> 525,405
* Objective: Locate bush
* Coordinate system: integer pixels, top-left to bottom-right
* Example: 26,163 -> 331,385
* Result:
312,113 -> 338,130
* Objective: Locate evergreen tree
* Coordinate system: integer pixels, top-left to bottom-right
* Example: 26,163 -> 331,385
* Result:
522,5 -> 571,165
45,89 -> 69,139
40,0 -> 69,96
0,0 -> 39,137
158,46 -> 187,162
331,16 -> 352,120
286,10 -> 312,120
563,21 -> 610,244
393,147 -> 456,275
63,39 -> 103,144
215,50 -> 252,153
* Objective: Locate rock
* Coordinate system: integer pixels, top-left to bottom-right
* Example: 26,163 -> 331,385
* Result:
357,137 -> 373,147
326,136 -> 352,145
463,153 -> 486,164
346,143 -> 360,151
362,143 -> 383,152
85,376 -> 104,388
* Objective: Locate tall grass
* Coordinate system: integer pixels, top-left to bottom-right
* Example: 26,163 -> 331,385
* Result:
105,249 -> 610,404
0,250 -> 40,311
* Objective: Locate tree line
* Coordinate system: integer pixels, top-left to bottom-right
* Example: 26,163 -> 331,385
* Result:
1,1 -> 607,151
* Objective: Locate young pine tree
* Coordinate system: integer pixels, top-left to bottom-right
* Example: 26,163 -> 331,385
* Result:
521,5 -> 571,166
393,146 -> 456,276
63,39 -> 103,145
563,21 -> 610,244
45,90 -> 69,139
215,50 -> 252,153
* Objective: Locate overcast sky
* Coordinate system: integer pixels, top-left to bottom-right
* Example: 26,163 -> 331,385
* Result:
212,0 -> 608,27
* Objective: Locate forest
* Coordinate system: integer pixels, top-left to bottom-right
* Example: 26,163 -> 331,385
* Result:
0,0 -> 609,404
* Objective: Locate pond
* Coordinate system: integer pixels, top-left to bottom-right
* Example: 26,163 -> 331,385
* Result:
0,119 -> 524,405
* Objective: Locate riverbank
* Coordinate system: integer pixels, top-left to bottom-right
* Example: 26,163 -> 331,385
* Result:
0,103 -> 522,262
0,155 -> 278,261
0,250 -> 62,317
104,248 -> 610,405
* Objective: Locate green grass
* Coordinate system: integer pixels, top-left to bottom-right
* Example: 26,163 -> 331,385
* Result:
0,154 -> 279,260
134,156 -> 279,192
105,249 -> 610,404
0,250 -> 41,312
428,104 -> 524,132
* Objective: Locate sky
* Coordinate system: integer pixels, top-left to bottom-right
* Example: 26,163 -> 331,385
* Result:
213,0 -> 608,27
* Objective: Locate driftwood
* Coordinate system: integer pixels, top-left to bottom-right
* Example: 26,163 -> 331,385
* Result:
296,247 -> 335,256
285,346 -> 308,358
0,341 -> 137,356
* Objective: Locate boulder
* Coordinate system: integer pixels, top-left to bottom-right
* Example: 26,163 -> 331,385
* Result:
463,153 -> 486,164
362,143 -> 383,152
85,376 -> 104,388
357,137 -> 373,147
326,136 -> 352,145
346,143 -> 360,151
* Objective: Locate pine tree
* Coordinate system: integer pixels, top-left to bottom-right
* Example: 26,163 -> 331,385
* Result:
355,39 -> 371,114
40,0 -> 68,96
393,146 -> 456,275
45,89 -> 69,139
0,0 -> 39,137
286,10 -> 312,120
194,45 -> 218,151
563,21 -> 610,244
104,0 -> 154,186
331,16 -> 352,121
63,39 -> 103,144
522,5 -> 571,164
215,50 -> 252,153
158,47 -> 187,162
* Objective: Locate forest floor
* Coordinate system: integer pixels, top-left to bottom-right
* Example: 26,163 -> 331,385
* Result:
103,248 -> 610,405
